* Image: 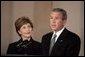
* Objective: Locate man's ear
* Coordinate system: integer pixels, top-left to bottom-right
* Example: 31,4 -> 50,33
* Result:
63,20 -> 67,25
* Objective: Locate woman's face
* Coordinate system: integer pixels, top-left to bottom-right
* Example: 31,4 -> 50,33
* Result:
18,23 -> 33,38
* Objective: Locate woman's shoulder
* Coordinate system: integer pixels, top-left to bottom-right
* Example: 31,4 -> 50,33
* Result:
30,39 -> 41,47
9,39 -> 21,46
32,39 -> 41,45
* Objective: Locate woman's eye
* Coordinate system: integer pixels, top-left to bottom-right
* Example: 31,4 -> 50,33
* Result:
22,27 -> 26,29
27,25 -> 31,28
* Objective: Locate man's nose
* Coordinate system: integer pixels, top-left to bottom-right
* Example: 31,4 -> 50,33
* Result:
52,19 -> 56,23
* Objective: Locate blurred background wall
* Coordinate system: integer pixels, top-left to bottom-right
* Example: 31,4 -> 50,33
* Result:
1,1 -> 84,56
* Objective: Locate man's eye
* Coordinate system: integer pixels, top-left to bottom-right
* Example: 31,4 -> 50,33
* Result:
55,17 -> 58,19
50,17 -> 53,19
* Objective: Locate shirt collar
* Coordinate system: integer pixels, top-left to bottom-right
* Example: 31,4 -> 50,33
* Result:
20,37 -> 33,42
52,26 -> 65,41
53,26 -> 65,35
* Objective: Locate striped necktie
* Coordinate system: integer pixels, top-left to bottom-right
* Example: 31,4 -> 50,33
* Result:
49,34 -> 57,55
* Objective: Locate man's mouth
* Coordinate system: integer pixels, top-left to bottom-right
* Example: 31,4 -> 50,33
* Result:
51,25 -> 56,27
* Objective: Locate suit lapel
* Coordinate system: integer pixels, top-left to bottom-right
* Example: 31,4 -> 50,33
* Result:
55,28 -> 68,44
51,28 -> 68,53
48,32 -> 53,45
46,32 -> 53,55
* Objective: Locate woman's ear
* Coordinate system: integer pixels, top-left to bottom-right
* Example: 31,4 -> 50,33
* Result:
18,30 -> 21,35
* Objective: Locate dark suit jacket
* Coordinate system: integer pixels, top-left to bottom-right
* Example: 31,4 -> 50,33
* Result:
42,28 -> 81,56
7,38 -> 42,56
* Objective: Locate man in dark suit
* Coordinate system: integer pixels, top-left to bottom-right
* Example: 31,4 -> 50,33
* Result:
42,8 -> 81,56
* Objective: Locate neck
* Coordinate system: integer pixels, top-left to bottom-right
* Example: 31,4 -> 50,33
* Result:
21,36 -> 31,41
54,26 -> 65,33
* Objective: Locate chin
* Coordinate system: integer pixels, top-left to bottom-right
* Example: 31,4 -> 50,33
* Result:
51,27 -> 56,30
24,35 -> 31,38
51,28 -> 58,31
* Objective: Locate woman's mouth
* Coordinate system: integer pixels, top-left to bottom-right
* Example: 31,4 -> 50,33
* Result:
25,32 -> 30,34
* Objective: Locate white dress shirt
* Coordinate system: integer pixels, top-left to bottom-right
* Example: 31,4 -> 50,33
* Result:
51,27 -> 65,42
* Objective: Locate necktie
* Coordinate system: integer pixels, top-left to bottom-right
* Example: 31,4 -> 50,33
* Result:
49,34 -> 57,55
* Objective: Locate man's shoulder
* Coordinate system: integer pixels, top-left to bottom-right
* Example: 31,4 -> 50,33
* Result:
42,32 -> 53,41
66,29 -> 80,38
65,28 -> 80,42
42,32 -> 53,37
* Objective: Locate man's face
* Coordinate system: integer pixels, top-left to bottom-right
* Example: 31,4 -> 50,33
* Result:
50,12 -> 66,32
